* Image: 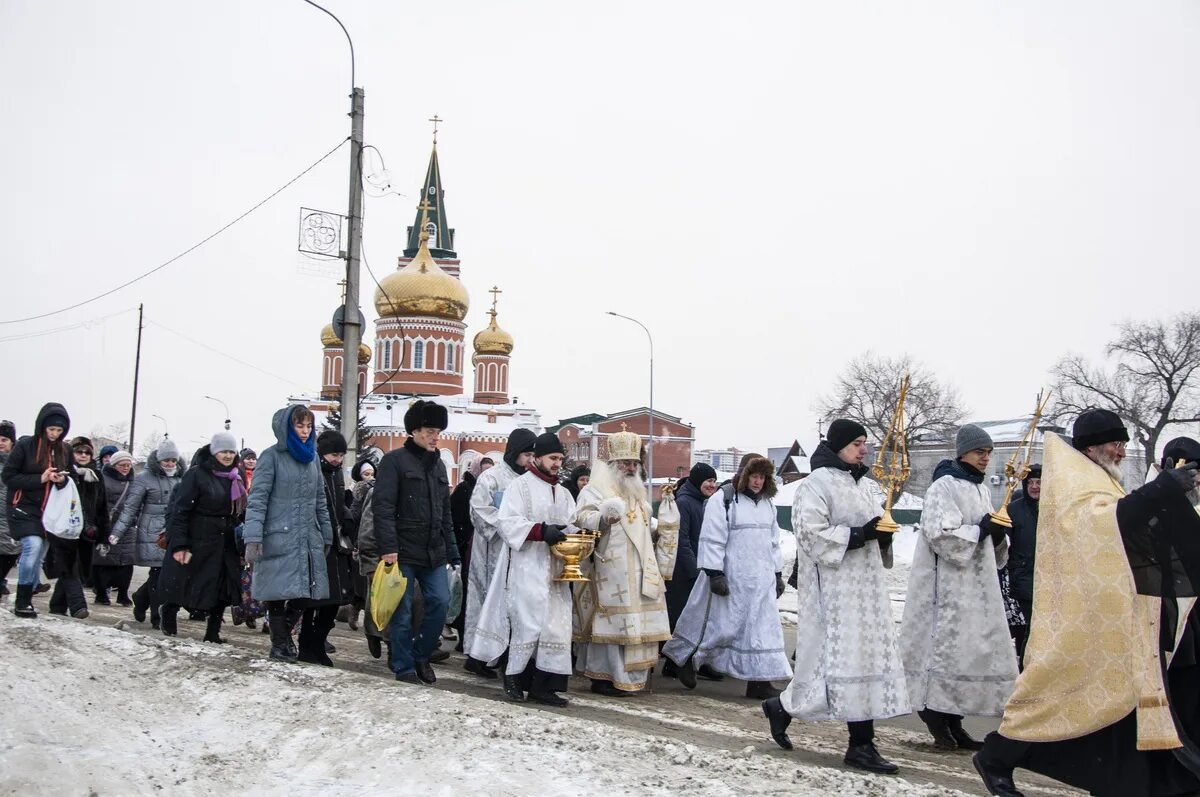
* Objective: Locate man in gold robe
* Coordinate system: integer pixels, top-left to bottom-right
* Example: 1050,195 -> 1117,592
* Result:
974,409 -> 1200,797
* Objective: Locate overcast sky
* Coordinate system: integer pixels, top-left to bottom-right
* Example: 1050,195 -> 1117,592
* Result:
2,0 -> 1198,457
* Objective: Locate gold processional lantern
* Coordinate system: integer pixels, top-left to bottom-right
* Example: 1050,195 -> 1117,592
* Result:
989,388 -> 1052,528
872,375 -> 912,534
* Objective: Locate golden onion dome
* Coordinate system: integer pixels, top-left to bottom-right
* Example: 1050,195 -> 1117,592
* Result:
473,312 -> 514,355
373,227 -> 469,321
358,343 -> 371,364
321,323 -> 341,347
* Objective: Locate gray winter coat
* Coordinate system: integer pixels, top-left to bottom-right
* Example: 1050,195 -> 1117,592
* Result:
242,407 -> 333,602
94,465 -> 137,567
110,451 -> 185,567
0,451 -> 18,557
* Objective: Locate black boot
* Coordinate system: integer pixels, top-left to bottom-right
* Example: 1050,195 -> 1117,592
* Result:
367,635 -> 382,659
116,590 -> 132,607
661,659 -> 678,678
746,680 -> 781,700
150,603 -> 160,630
415,660 -> 437,684
697,664 -> 725,681
761,696 -> 793,750
13,584 -> 36,618
528,690 -> 568,707
678,658 -> 697,690
948,718 -> 984,751
269,617 -> 298,663
972,752 -> 1025,797
464,657 -> 499,679
160,605 -> 178,637
203,611 -> 226,644
844,742 -> 899,775
590,679 -> 630,697
297,625 -> 333,666
94,590 -> 111,605
918,709 -> 958,751
132,584 -> 148,623
503,674 -> 526,702
428,647 -> 450,664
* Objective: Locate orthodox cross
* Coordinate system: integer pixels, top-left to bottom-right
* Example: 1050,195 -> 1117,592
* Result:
489,285 -> 502,314
337,278 -> 347,301
619,617 -> 636,634
612,584 -> 630,604
429,114 -> 443,143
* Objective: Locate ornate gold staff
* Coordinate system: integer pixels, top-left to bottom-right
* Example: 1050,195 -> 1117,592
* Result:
871,375 -> 911,534
989,389 -> 1052,528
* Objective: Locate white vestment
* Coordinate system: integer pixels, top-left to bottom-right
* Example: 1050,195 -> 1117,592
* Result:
465,461 -> 519,653
781,465 -> 910,721
573,475 -> 678,691
662,490 -> 792,681
469,471 -> 575,676
900,469 -> 1019,716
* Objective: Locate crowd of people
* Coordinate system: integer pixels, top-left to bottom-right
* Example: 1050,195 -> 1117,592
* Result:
5,399 -> 1200,797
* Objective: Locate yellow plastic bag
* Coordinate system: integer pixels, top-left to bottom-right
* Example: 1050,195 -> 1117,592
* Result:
370,562 -> 408,631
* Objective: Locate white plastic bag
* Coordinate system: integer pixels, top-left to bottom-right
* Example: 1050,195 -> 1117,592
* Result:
445,564 -> 463,623
43,479 -> 84,539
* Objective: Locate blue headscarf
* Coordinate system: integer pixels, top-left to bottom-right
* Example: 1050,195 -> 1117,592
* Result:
286,407 -> 316,464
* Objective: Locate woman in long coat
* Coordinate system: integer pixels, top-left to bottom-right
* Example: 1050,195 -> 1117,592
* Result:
242,405 -> 333,662
48,437 -> 109,617
158,433 -> 246,643
93,450 -> 136,605
110,440 -> 185,630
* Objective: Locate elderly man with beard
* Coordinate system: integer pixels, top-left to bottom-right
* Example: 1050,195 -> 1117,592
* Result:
470,432 -> 577,707
974,411 -> 1200,797
574,427 -> 678,696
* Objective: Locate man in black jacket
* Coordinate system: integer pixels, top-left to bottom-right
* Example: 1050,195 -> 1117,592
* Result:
374,400 -> 459,685
1005,464 -> 1039,667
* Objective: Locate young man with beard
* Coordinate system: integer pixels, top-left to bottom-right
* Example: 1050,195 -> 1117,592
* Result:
374,400 -> 458,685
463,428 -> 536,679
900,424 -> 1018,752
975,412 -> 1200,797
1003,464 -> 1039,668
574,427 -> 678,696
662,455 -> 792,699
469,432 -> 576,706
764,419 -> 909,775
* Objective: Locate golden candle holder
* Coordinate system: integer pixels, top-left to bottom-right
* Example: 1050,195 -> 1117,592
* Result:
552,530 -> 598,582
989,389 -> 1051,529
871,375 -> 911,534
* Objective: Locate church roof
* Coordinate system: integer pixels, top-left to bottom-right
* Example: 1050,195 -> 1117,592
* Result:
404,144 -> 456,259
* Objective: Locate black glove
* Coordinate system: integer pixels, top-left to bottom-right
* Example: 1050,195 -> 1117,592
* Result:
542,524 -> 568,546
775,572 -> 785,599
861,516 -> 883,541
979,515 -> 1006,546
1165,463 -> 1199,493
706,569 -> 730,596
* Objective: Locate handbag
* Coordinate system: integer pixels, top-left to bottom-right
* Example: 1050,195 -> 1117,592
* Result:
43,480 -> 84,539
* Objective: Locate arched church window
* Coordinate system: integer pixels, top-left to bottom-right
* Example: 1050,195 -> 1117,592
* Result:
414,340 -> 425,370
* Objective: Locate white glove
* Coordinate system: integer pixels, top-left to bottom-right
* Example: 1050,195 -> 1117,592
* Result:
108,535 -> 120,546
599,497 -> 626,522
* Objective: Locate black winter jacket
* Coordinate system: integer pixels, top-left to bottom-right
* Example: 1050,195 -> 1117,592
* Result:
450,471 -> 476,557
2,402 -> 71,539
311,458 -> 354,607
68,463 -> 109,543
671,479 -> 706,583
1006,493 -> 1038,604
373,439 -> 456,568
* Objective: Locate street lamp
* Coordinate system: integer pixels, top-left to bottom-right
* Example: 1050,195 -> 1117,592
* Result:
606,311 -> 654,503
152,414 -> 169,439
204,395 -> 232,430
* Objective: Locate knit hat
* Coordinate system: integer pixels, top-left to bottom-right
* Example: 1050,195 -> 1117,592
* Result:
955,424 -> 994,457
1162,437 -> 1200,470
1071,409 -> 1129,451
239,448 -> 257,460
404,399 -> 448,434
351,458 -> 376,482
210,431 -> 238,454
99,444 -> 118,459
317,429 -> 348,456
42,413 -> 68,431
826,419 -> 868,454
688,462 -> 718,490
156,439 -> 181,461
0,420 -> 14,442
1023,463 -> 1042,483
534,432 -> 565,457
109,450 -> 134,467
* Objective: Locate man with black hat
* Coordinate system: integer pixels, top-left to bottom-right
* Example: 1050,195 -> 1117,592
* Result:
1003,463 -> 1040,668
901,423 -> 1018,752
974,413 -> 1200,797
463,427 -> 536,678
764,419 -> 908,775
469,432 -> 576,707
374,399 -> 458,685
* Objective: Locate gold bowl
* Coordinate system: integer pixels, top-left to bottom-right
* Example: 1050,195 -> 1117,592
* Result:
552,532 -> 597,582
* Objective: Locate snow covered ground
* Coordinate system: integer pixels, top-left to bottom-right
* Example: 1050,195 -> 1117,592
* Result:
0,612 -> 973,797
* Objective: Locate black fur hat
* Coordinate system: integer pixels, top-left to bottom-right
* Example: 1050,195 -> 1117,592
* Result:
1072,408 -> 1129,451
404,399 -> 448,434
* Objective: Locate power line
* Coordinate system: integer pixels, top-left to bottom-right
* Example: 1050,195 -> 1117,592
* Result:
0,307 -> 138,344
146,319 -> 306,389
1,138 -> 350,326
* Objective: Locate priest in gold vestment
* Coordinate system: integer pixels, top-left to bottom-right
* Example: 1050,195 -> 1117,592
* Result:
974,410 -> 1200,797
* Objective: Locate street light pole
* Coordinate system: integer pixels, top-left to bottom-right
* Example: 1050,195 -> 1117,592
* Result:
606,311 -> 654,504
204,396 -> 232,430
152,414 -> 169,440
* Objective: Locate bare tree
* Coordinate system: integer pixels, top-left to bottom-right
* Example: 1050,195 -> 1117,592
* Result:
90,421 -> 130,451
137,431 -> 165,460
1052,312 -> 1200,464
815,352 -> 968,452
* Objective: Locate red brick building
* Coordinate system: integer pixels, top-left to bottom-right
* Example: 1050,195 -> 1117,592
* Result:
552,407 -> 695,499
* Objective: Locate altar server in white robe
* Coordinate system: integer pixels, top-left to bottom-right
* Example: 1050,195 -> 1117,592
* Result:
900,424 -> 1019,751
763,419 -> 909,775
662,455 -> 792,698
463,428 -> 536,679
469,432 -> 576,707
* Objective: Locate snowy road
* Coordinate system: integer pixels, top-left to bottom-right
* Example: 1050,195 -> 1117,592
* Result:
0,583 -> 1082,797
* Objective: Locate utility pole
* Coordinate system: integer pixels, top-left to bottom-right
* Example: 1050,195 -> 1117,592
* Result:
128,303 -> 143,452
339,87 -> 365,466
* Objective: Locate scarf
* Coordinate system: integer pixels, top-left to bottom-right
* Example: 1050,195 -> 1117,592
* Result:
810,441 -> 870,482
932,458 -> 985,484
287,425 -> 316,463
212,466 -> 247,503
529,463 -> 558,485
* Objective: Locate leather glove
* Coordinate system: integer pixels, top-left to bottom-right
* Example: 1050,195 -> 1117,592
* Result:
775,572 -> 785,599
861,516 -> 883,541
979,515 -> 1007,546
244,542 -> 263,564
707,571 -> 730,596
542,524 -> 568,546
1166,463 -> 1199,493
